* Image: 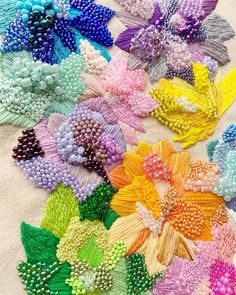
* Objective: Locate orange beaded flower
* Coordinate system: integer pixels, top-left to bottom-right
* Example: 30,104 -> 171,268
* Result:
108,140 -> 227,274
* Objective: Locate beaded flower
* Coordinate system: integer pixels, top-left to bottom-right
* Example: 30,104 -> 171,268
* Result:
82,50 -> 158,144
0,40 -> 111,128
150,64 -> 236,148
207,124 -> 236,210
12,101 -> 127,195
17,182 -> 166,295
1,0 -> 114,64
153,223 -> 236,294
108,140 -> 229,275
114,0 -> 235,83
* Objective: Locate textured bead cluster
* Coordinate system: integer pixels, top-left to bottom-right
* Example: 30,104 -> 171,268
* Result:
59,53 -> 86,99
70,260 -> 112,292
79,183 -> 117,221
214,151 -> 236,202
174,96 -> 197,113
1,19 -> 31,52
79,40 -> 108,78
54,18 -> 77,52
57,106 -> 123,172
13,128 -> 44,161
170,200 -> 204,240
126,253 -> 163,295
15,157 -> 84,197
12,58 -> 64,96
54,0 -> 70,19
178,0 -> 204,19
166,42 -> 192,72
65,277 -> 86,295
143,152 -> 172,182
136,202 -> 164,235
203,56 -> 218,82
0,75 -> 52,120
209,260 -> 236,295
115,0 -> 154,20
130,26 -> 163,62
69,2 -> 114,47
185,160 -> 219,192
107,241 -> 126,270
128,91 -> 158,117
222,124 -> 236,145
17,261 -> 60,295
16,0 -> 60,24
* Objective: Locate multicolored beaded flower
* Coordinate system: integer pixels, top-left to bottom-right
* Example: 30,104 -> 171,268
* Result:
16,142 -> 236,295
108,140 -> 229,275
1,0 -> 114,64
0,40 -> 111,128
17,182 -> 165,295
12,102 -> 126,196
114,0 -> 235,83
207,124 -> 236,211
82,50 -> 158,144
150,64 -> 236,148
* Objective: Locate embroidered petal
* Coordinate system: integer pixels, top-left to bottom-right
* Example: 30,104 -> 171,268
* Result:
203,13 -> 235,42
108,165 -> 132,189
202,39 -> 231,65
135,141 -> 153,157
115,27 -> 141,52
110,176 -> 161,218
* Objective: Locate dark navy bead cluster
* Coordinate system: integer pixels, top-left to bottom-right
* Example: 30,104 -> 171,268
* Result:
70,0 -> 114,23
12,128 -> 44,161
69,14 -> 113,47
166,66 -> 194,85
27,10 -> 55,63
54,17 -> 77,52
1,19 -> 32,52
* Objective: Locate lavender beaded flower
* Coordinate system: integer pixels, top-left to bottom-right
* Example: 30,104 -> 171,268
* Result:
115,0 -> 235,83
12,105 -> 126,200
1,0 -> 114,64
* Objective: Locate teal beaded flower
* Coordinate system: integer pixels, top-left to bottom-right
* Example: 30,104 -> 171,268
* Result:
207,124 -> 236,211
0,40 -> 110,127
1,0 -> 114,64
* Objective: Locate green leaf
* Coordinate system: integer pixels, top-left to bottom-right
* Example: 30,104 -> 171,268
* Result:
48,263 -> 72,295
77,235 -> 104,268
21,222 -> 59,263
40,184 -> 80,238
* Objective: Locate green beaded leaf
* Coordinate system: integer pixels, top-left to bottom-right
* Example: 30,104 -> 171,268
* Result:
126,254 -> 161,295
103,208 -> 120,230
79,183 -> 117,222
77,235 -> 104,268
40,184 -> 80,239
102,258 -> 128,295
17,261 -> 62,295
48,263 -> 72,295
21,222 -> 59,263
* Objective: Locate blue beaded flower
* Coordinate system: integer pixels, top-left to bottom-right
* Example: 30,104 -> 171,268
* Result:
207,124 -> 236,211
1,0 -> 114,64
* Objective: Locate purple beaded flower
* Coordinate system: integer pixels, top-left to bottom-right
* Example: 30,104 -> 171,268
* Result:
12,105 -> 126,198
115,0 -> 235,83
1,0 -> 114,64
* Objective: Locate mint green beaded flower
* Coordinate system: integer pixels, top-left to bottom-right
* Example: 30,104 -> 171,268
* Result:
0,50 -> 87,127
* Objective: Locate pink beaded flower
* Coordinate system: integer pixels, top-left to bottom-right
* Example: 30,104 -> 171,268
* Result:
114,0 -> 235,83
82,52 -> 158,144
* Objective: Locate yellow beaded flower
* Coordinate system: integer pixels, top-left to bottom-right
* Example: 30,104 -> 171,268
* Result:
108,140 -> 227,274
150,64 -> 236,148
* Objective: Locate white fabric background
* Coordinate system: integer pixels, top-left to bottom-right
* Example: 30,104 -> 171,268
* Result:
0,1 -> 236,294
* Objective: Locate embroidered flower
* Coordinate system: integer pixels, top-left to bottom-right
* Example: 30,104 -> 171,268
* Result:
207,124 -> 236,209
1,0 -> 114,64
115,0 -> 235,83
150,64 -> 236,148
82,50 -> 158,144
108,140 -> 227,275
